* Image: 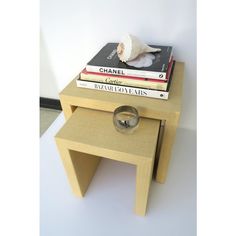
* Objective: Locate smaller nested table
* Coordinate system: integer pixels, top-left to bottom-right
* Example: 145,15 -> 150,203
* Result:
55,107 -> 160,216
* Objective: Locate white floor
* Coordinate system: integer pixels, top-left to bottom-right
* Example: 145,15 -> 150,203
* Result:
40,113 -> 196,236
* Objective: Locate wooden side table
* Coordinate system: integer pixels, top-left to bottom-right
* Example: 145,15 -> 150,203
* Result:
55,107 -> 160,216
58,62 -> 184,183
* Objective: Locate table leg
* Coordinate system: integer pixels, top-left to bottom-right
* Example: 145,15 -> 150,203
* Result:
156,117 -> 179,183
55,139 -> 101,197
60,99 -> 77,120
135,160 -> 154,216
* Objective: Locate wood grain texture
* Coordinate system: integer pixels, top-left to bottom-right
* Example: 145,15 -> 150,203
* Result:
55,107 -> 160,215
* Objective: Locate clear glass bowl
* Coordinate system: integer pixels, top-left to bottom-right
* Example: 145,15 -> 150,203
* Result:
113,106 -> 139,134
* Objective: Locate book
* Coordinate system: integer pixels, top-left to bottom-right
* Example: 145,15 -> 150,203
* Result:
76,80 -> 168,99
81,57 -> 174,91
86,43 -> 173,80
77,61 -> 176,100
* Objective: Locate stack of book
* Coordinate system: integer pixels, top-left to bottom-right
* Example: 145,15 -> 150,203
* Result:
76,43 -> 175,100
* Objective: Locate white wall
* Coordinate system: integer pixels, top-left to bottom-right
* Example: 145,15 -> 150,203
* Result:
40,32 -> 59,99
40,0 -> 196,130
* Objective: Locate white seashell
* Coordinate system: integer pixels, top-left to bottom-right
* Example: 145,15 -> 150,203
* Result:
117,34 -> 161,62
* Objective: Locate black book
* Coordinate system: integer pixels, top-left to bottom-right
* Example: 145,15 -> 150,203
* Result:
86,43 -> 173,80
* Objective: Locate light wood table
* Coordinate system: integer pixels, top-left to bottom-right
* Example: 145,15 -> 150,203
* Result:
59,62 -> 184,183
55,107 -> 160,216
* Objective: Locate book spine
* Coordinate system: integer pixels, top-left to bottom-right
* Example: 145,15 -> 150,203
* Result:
85,65 -> 167,80
80,73 -> 168,91
76,80 -> 169,100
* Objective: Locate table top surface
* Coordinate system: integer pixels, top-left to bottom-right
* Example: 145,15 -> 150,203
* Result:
60,62 -> 184,118
55,107 -> 160,160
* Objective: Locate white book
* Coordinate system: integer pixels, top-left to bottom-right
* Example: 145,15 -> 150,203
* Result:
76,79 -> 169,100
85,65 -> 167,80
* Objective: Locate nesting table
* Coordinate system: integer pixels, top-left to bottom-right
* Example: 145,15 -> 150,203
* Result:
55,62 -> 184,215
55,107 -> 160,215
